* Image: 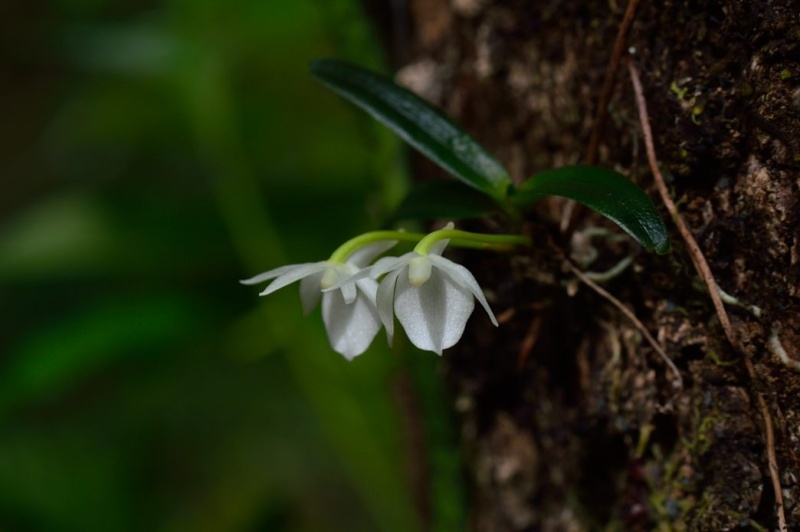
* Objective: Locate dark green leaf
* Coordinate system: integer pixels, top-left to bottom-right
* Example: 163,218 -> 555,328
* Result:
512,166 -> 670,254
390,180 -> 499,221
310,58 -> 512,200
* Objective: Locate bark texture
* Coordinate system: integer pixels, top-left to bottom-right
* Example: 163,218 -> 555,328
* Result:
394,1 -> 800,529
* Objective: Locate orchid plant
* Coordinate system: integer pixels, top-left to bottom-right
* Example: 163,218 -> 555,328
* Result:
243,59 -> 669,358
242,224 -> 528,358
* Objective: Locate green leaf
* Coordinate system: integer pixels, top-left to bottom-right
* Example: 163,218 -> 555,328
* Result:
512,166 -> 670,254
0,294 -> 203,413
310,58 -> 512,200
390,180 -> 499,221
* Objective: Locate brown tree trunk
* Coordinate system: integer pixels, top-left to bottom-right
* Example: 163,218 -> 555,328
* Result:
393,0 -> 800,529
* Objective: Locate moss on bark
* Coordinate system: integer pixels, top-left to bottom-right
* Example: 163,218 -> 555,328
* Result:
393,0 -> 800,529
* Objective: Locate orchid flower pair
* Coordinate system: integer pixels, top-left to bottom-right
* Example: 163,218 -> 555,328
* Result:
241,224 -> 529,359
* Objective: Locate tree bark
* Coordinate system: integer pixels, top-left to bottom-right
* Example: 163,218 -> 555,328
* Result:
392,1 -> 800,529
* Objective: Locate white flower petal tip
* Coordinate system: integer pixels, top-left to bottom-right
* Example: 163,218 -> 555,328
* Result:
375,252 -> 496,355
323,287 -> 382,360
394,268 -> 474,354
428,254 -> 497,326
243,255 -> 386,358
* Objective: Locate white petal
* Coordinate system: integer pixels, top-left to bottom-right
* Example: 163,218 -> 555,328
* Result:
370,253 -> 414,279
320,264 -> 362,303
355,277 -> 379,305
394,268 -> 474,355
429,238 -> 450,256
429,255 -> 498,326
340,276 -> 357,304
258,262 -> 330,296
299,271 -> 324,315
346,240 -> 398,268
376,268 -> 402,344
240,263 -> 315,285
322,289 -> 381,360
322,267 -> 372,292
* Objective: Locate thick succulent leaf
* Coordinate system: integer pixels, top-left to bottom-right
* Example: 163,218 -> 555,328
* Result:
512,166 -> 670,254
310,58 -> 512,200
390,180 -> 499,221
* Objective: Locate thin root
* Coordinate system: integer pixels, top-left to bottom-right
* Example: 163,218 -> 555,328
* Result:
629,61 -> 787,532
561,0 -> 642,232
584,255 -> 634,283
566,260 -> 683,392
586,0 -> 642,164
718,286 -> 762,318
768,327 -> 800,372
518,314 -> 543,369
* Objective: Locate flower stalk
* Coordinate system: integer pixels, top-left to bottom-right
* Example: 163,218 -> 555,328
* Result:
328,231 -> 426,264
414,229 -> 530,255
243,223 -> 529,358
329,228 -> 531,265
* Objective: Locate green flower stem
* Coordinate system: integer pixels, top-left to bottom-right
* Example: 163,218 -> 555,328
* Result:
330,228 -> 531,264
415,229 -> 530,255
329,231 -> 426,264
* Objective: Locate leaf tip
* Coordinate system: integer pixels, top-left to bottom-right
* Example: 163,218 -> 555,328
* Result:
654,237 -> 671,255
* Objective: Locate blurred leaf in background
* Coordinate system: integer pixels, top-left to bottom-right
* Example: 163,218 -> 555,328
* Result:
0,0 -> 419,530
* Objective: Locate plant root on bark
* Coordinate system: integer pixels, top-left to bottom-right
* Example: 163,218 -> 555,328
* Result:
629,60 -> 788,532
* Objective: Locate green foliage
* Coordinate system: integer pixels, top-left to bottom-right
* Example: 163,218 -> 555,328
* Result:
310,58 -> 513,201
311,59 -> 670,254
513,166 -> 671,254
1,294 -> 204,413
2,3 -> 670,530
0,2 -> 427,531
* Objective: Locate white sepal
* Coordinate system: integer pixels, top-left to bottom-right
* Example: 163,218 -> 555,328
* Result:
372,248 -> 497,355
322,284 -> 382,360
393,268 -> 474,355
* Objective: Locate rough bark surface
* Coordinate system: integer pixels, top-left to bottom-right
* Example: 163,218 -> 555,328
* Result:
395,1 -> 800,530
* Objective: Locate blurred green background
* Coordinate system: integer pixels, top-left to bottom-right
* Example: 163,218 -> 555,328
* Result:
0,1 -> 460,530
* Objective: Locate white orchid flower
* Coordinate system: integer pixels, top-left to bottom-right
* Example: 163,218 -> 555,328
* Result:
369,239 -> 498,355
240,241 -> 395,360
